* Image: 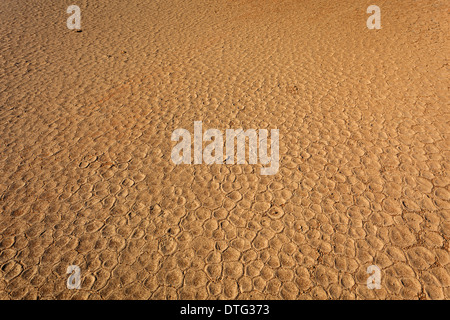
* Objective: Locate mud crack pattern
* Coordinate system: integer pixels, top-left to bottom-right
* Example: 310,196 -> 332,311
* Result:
0,0 -> 449,299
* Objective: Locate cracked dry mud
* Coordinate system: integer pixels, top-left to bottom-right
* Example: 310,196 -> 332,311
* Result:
0,0 -> 449,300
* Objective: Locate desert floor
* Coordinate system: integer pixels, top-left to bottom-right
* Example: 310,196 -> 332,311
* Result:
0,0 -> 449,299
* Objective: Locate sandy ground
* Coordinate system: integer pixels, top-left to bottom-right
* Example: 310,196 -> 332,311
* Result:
0,0 -> 449,300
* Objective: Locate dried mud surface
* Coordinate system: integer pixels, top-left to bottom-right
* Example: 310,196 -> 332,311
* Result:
0,0 -> 449,299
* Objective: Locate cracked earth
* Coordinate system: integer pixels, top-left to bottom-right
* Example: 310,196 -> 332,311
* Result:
0,0 -> 449,299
